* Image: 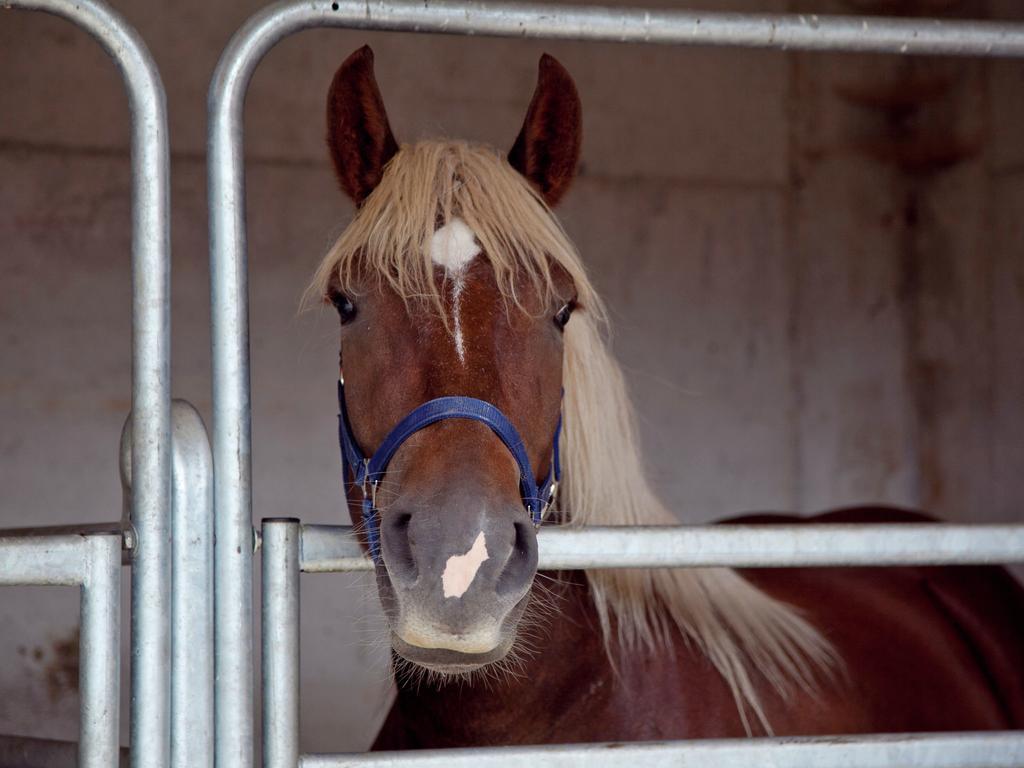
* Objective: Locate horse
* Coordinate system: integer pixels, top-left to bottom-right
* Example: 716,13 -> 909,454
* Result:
308,45 -> 1024,748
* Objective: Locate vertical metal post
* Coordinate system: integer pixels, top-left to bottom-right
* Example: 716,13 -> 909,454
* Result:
123,0 -> 174,755
262,520 -> 300,768
208,23 -> 268,768
79,533 -> 123,768
170,402 -> 215,768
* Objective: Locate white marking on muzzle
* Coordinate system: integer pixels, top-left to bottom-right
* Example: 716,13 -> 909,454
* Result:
441,531 -> 489,599
429,218 -> 480,365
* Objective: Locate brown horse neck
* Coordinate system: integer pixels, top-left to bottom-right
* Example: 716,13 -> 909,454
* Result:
372,569 -> 753,749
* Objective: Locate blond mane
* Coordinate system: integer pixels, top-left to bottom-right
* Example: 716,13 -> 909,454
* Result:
310,140 -> 835,733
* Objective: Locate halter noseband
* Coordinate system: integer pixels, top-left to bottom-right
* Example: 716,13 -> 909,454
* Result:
337,379 -> 561,563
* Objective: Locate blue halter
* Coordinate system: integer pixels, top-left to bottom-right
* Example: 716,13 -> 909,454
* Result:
337,378 -> 561,563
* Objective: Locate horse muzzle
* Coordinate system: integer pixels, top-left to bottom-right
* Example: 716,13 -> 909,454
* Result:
376,499 -> 539,669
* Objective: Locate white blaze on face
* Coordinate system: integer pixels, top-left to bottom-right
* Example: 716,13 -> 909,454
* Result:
441,531 -> 489,599
429,218 -> 480,364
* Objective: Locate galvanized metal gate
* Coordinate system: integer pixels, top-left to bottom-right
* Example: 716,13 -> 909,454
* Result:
209,4 -> 1024,767
3,1 -> 1024,767
1,3 -> 213,767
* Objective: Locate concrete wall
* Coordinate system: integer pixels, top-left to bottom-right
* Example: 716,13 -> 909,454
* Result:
0,0 -> 1021,751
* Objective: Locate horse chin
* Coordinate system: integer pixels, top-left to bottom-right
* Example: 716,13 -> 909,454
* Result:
378,579 -> 536,682
383,589 -> 533,680
389,631 -> 515,676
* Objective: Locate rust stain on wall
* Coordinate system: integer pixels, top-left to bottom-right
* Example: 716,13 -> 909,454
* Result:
43,626 -> 80,702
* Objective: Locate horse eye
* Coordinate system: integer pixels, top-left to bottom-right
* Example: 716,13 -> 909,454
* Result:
553,301 -> 575,331
329,292 -> 357,324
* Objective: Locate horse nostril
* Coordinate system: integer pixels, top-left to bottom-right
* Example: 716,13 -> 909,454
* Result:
496,519 -> 538,597
382,512 -> 417,584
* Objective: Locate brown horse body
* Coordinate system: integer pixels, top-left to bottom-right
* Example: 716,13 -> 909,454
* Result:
374,507 -> 1024,748
311,46 -> 1023,750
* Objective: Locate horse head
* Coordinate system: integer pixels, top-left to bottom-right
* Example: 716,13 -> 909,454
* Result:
317,46 -> 585,675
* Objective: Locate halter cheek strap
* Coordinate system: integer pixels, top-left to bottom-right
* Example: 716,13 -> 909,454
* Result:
337,379 -> 562,563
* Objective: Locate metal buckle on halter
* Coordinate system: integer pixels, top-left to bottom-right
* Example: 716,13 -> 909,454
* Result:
359,458 -> 372,502
361,461 -> 381,513
536,479 -> 559,526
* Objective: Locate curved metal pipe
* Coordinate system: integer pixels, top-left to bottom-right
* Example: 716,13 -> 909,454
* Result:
169,403 -> 214,768
2,2 -> 172,765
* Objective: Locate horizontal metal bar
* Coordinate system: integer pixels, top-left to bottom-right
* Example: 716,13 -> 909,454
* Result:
0,523 -> 133,565
216,1 -> 1024,64
299,522 -> 1024,572
300,731 -> 1024,768
0,534 -> 95,585
0,522 -> 126,539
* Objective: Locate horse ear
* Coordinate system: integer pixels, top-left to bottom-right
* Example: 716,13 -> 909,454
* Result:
326,45 -> 400,205
508,54 -> 582,208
